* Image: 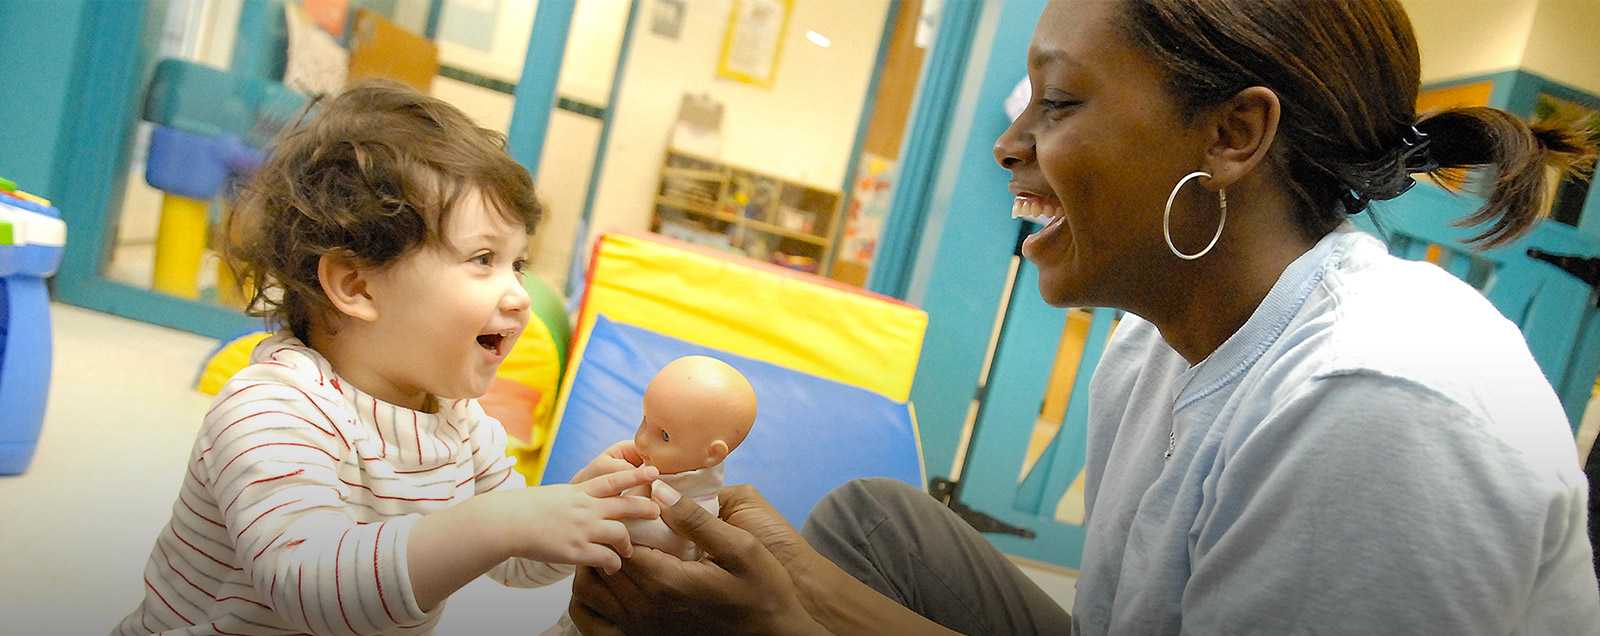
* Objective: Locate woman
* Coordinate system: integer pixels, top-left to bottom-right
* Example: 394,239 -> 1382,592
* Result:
569,0 -> 1600,633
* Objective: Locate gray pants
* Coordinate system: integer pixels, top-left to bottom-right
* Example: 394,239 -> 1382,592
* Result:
802,478 -> 1073,635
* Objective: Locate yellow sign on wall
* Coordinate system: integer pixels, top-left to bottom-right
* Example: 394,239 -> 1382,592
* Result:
716,0 -> 794,88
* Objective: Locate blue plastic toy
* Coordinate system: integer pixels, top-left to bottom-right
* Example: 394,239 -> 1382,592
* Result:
139,59 -> 304,299
0,189 -> 66,475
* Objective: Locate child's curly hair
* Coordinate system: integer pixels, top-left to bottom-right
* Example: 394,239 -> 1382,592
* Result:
225,80 -> 543,343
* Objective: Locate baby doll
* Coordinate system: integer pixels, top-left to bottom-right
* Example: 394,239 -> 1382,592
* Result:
546,356 -> 756,636
625,354 -> 758,560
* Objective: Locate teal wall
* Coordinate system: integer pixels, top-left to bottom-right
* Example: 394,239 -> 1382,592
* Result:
0,3 -> 90,197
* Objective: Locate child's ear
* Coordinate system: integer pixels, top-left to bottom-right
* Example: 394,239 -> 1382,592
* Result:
318,251 -> 379,323
705,440 -> 730,467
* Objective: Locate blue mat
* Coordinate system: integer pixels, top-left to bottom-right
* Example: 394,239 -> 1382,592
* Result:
543,316 -> 923,525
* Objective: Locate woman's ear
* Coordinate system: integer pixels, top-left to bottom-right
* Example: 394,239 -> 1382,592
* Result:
318,251 -> 379,323
1204,86 -> 1281,189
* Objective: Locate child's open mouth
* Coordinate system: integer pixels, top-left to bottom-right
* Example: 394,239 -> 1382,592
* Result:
475,331 -> 514,357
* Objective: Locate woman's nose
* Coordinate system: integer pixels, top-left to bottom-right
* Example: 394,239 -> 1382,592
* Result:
994,120 -> 1034,170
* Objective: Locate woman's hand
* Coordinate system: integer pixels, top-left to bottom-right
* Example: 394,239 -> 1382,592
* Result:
485,465 -> 660,574
569,481 -> 828,635
571,440 -> 646,484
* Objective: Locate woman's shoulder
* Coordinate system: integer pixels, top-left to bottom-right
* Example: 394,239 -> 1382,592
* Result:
1308,235 -> 1545,397
1257,238 -> 1576,478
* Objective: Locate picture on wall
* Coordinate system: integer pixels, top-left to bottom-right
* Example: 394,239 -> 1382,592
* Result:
716,0 -> 793,88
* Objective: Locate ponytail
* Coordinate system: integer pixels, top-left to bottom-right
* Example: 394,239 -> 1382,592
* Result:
1414,108 -> 1596,247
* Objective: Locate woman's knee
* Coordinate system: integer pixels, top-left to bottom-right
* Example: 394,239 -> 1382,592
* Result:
822,477 -> 926,514
805,478 -> 930,539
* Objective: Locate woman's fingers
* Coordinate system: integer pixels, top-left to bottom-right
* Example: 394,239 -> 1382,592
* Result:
571,567 -> 628,633
583,465 -> 659,498
617,544 -> 711,597
568,599 -> 625,636
653,481 -> 764,573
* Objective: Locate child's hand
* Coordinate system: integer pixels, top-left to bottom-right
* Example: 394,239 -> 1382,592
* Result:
492,465 -> 661,573
570,441 -> 645,484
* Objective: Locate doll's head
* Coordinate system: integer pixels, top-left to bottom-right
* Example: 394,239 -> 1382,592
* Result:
633,356 -> 757,474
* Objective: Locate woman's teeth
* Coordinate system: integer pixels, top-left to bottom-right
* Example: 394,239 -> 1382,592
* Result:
1011,197 -> 1063,225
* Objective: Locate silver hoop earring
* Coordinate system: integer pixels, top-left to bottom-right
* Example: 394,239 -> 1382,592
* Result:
1163,171 -> 1227,260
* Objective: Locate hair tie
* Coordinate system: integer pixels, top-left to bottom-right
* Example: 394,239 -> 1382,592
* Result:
1399,125 -> 1439,175
1342,124 -> 1440,214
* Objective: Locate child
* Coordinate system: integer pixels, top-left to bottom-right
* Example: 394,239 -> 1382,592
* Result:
115,81 -> 658,635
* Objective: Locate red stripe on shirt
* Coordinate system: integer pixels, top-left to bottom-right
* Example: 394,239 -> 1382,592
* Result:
254,530 -> 286,562
212,622 -> 251,636
171,527 -> 242,571
374,522 -> 400,624
217,443 -> 337,480
206,411 -> 339,453
481,467 -> 514,492
334,527 -> 359,636
392,460 -> 459,475
144,576 -> 192,623
298,564 -> 310,631
179,494 -> 224,528
217,594 -> 273,611
339,479 -> 453,502
288,385 -> 350,451
236,498 -> 301,540
224,469 -> 306,516
205,382 -> 275,417
458,463 -> 495,487
374,397 -> 387,459
159,543 -> 218,601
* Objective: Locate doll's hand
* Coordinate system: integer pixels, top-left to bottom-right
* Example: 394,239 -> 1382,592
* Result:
491,465 -> 660,574
571,441 -> 646,485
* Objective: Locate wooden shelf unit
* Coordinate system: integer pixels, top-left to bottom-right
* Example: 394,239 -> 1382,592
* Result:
650,148 -> 843,274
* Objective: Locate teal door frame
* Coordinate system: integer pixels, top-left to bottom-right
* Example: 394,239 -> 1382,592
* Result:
866,0 -> 989,298
896,0 -> 1044,481
33,1 -> 269,340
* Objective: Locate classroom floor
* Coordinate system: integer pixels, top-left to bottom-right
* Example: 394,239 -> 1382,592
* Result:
0,303 -> 1077,633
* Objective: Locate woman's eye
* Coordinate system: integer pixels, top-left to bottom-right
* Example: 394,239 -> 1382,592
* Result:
1038,98 -> 1078,112
471,252 -> 494,266
513,258 -> 528,276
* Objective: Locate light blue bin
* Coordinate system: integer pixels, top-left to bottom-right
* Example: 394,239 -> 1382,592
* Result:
0,193 -> 65,475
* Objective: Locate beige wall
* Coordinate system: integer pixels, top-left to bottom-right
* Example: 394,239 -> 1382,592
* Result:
583,0 -> 890,251
1520,0 -> 1600,94
1403,0 -> 1600,94
1402,0 -> 1538,83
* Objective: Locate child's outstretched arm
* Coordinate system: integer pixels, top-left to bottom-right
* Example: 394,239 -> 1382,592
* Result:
406,464 -> 659,610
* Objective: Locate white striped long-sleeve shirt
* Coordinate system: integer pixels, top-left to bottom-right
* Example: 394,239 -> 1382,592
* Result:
115,335 -> 570,635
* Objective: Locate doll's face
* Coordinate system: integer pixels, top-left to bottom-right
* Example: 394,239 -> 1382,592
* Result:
633,356 -> 757,474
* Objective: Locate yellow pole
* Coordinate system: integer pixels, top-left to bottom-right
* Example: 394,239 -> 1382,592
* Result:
153,194 -> 208,299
